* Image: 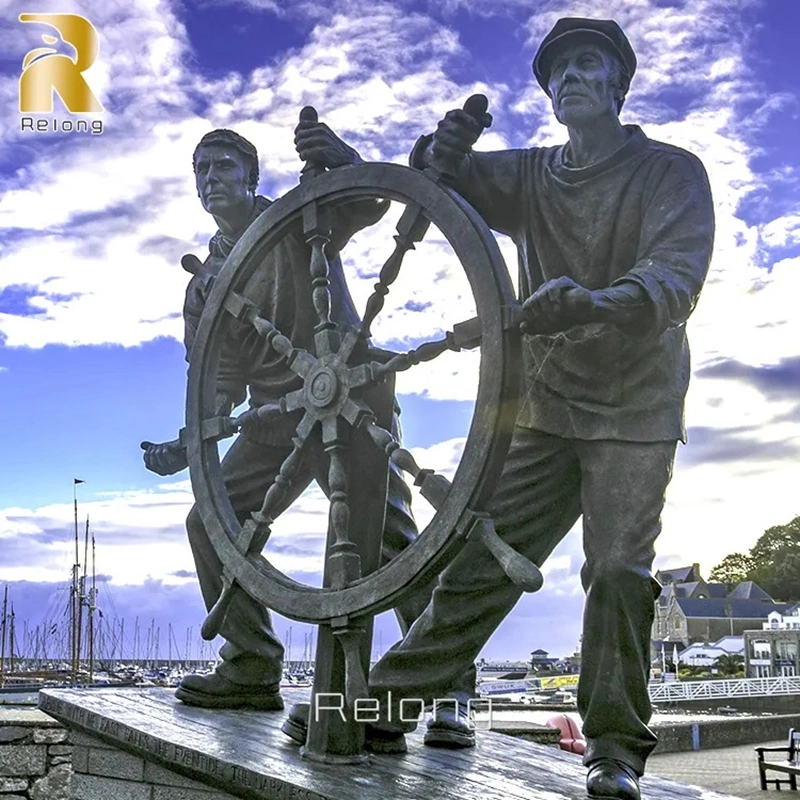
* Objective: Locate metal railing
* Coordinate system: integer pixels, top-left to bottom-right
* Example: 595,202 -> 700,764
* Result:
648,675 -> 800,703
480,675 -> 800,702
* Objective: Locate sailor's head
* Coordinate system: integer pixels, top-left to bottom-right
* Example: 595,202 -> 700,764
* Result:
532,18 -> 636,123
193,129 -> 259,216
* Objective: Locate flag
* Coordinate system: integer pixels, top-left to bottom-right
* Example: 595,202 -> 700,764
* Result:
74,478 -> 85,484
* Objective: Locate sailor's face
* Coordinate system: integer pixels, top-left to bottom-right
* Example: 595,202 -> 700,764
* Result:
194,145 -> 251,217
547,42 -> 621,126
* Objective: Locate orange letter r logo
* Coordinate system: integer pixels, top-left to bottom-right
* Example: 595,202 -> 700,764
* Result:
19,13 -> 104,113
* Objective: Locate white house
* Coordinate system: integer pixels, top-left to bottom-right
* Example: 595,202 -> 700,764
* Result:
745,604 -> 800,678
679,636 -> 744,666
762,606 -> 800,630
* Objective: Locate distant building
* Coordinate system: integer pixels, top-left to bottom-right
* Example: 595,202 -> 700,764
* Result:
528,648 -> 560,673
679,636 -> 744,667
656,563 -> 705,586
745,606 -> 800,678
652,564 -> 791,655
563,646 -> 581,674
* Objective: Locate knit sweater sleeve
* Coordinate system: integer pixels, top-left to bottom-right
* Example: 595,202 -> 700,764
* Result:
410,134 -> 525,238
613,150 -> 715,339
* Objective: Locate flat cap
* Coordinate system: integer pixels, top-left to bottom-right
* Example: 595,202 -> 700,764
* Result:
532,17 -> 636,93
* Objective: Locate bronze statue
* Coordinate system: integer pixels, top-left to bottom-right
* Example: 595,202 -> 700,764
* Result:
140,123 -> 443,713
173,109 -> 523,762
366,17 -> 715,800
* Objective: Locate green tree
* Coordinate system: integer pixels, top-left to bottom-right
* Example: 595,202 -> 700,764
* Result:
766,551 -> 800,602
710,516 -> 800,601
750,516 -> 800,600
709,553 -> 754,590
713,653 -> 744,677
749,517 -> 800,564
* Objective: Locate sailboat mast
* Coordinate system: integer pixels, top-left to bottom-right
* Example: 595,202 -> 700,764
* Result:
75,514 -> 89,677
88,528 -> 96,683
8,604 -> 16,674
71,479 -> 85,683
1,586 -> 8,686
72,485 -> 79,682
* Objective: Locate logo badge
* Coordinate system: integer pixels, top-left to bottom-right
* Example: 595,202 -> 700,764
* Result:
19,13 -> 104,113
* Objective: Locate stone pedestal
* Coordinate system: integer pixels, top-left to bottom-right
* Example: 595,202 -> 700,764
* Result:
68,728 -> 239,800
39,687 -> 744,800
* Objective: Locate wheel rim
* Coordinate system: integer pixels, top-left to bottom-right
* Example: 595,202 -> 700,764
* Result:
186,162 -> 520,623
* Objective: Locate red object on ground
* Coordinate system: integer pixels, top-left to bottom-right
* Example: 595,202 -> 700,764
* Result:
546,713 -> 586,755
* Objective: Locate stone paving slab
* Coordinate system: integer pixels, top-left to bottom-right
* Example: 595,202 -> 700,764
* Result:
0,707 -> 60,726
648,739 -> 782,800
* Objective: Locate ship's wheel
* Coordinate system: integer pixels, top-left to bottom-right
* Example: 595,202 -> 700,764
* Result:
183,100 -> 541,761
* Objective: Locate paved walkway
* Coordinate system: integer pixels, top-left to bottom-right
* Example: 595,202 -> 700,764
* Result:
647,739 -> 784,800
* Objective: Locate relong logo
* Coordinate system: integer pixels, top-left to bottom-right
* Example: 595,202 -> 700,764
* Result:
19,13 -> 104,114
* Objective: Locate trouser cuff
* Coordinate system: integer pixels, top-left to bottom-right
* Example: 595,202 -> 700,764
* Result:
584,737 -> 648,777
216,646 -> 282,686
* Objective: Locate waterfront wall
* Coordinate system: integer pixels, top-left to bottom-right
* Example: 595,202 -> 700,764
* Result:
657,695 -> 800,714
653,712 -> 800,754
0,708 -> 72,799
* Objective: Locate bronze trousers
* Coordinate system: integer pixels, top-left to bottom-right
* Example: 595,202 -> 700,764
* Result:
185,430 -> 432,687
369,426 -> 676,775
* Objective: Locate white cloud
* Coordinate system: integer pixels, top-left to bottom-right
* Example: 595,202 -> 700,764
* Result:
761,214 -> 800,249
196,0 -> 282,11
659,448 -> 800,575
0,0 -> 508,352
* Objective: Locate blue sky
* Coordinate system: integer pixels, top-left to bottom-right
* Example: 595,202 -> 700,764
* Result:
1,0 -> 799,667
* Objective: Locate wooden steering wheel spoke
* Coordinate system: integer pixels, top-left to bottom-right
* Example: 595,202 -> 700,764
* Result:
358,202 -> 431,340
232,401 -> 284,431
250,437 -> 308,531
238,413 -> 317,557
346,316 -> 483,391
224,290 -> 317,379
355,412 -> 454,511
322,421 -> 361,590
368,334 -> 457,380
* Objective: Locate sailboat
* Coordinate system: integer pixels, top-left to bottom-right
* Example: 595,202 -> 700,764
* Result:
0,481 -> 128,690
1,481 -> 221,692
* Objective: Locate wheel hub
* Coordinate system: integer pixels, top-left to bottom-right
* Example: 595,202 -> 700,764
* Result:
308,365 -> 340,408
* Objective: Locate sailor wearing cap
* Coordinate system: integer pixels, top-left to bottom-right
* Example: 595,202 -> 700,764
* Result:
370,17 -> 714,800
533,17 -> 636,93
